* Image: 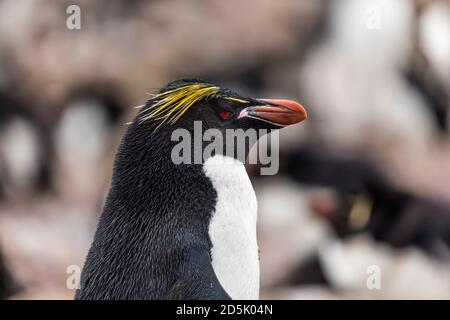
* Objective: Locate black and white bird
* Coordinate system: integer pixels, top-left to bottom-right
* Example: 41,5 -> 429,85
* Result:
75,79 -> 307,300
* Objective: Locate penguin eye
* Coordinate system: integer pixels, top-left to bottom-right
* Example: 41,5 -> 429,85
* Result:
218,111 -> 233,120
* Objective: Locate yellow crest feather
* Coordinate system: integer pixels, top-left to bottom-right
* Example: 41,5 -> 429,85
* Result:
140,84 -> 221,128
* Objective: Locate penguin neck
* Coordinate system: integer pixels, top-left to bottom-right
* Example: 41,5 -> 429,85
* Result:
203,155 -> 260,300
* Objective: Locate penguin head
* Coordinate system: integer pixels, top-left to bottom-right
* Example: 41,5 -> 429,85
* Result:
129,79 -> 307,162
139,78 -> 307,133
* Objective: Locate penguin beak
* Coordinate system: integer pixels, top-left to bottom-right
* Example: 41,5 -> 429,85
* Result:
237,99 -> 307,127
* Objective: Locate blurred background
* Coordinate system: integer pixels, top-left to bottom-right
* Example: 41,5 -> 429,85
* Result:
0,0 -> 449,299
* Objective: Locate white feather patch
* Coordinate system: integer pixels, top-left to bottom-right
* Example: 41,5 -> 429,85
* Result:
203,155 -> 259,300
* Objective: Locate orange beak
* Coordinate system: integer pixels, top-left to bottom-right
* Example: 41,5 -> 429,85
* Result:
238,99 -> 307,127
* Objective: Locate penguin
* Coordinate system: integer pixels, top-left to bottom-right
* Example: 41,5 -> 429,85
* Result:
75,79 -> 307,300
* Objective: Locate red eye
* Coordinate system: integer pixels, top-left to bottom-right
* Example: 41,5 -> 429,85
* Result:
219,111 -> 233,120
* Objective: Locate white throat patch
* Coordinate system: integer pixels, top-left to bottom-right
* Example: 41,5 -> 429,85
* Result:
203,155 -> 259,300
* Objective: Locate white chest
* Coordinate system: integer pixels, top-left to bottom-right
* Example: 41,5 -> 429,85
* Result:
203,155 -> 259,300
